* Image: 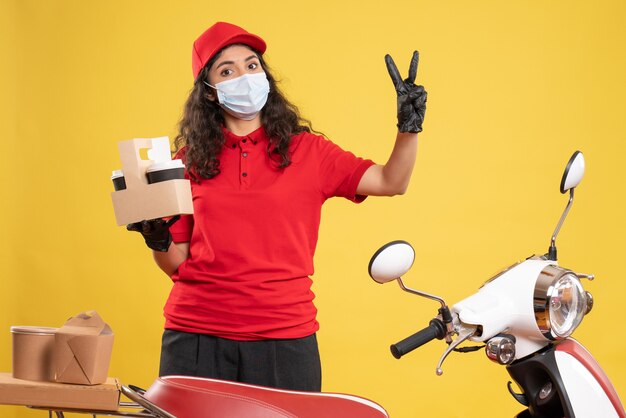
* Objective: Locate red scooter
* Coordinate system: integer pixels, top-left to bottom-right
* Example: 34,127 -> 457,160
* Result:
367,151 -> 625,417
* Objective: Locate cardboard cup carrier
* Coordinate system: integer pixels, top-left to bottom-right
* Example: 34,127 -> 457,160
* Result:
110,136 -> 193,225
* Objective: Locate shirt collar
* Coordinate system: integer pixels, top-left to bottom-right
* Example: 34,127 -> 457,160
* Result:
222,125 -> 268,149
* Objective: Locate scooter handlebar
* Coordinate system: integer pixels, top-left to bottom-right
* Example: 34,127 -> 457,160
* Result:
390,318 -> 447,359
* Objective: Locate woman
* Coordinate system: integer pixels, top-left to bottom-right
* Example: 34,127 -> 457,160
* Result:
129,21 -> 427,392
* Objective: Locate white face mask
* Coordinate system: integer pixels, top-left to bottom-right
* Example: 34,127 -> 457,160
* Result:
204,73 -> 270,120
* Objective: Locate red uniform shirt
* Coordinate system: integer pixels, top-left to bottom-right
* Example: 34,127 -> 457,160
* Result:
166,126 -> 375,340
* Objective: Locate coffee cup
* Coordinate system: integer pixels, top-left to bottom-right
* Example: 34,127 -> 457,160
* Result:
146,159 -> 185,184
111,169 -> 126,191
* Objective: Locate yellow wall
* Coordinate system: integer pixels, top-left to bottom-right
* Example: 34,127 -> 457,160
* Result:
1,1 -> 625,417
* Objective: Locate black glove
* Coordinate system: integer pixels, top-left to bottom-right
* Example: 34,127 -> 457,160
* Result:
385,51 -> 427,133
126,216 -> 180,252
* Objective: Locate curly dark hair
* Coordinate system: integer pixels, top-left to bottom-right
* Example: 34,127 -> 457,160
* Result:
174,45 -> 314,181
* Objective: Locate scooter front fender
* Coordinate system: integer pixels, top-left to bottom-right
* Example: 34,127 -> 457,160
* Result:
507,339 -> 625,418
555,339 -> 625,418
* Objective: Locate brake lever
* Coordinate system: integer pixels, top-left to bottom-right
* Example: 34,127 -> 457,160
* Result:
435,325 -> 477,376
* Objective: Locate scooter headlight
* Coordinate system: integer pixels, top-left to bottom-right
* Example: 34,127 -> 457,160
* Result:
535,266 -> 588,340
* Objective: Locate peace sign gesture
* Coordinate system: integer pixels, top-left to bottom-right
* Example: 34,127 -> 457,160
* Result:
385,51 -> 427,133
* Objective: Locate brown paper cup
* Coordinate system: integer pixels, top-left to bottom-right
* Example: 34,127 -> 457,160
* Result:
11,326 -> 57,381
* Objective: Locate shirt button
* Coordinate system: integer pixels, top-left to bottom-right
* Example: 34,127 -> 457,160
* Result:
242,139 -> 247,143
242,152 -> 248,157
231,144 -> 236,149
242,172 -> 248,177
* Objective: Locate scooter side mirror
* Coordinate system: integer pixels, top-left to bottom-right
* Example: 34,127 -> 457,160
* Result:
368,240 -> 415,284
560,151 -> 585,193
548,151 -> 586,261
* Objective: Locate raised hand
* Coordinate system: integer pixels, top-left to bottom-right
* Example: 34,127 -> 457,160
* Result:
385,51 -> 427,133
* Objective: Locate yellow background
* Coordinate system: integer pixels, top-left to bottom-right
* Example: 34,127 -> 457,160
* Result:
1,1 -> 625,417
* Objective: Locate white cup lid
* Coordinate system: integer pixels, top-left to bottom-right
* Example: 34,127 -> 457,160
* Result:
111,169 -> 124,179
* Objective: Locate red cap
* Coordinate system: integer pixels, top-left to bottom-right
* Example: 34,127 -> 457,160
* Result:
192,22 -> 267,79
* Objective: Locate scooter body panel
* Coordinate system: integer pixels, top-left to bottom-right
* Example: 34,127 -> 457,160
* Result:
453,258 -> 552,358
555,339 -> 625,418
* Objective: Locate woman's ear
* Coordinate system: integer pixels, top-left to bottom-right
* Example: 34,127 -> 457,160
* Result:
201,74 -> 217,101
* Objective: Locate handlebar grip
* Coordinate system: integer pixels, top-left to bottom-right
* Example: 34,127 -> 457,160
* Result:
390,318 -> 446,359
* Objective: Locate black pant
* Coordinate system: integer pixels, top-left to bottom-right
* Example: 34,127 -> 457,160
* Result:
159,330 -> 322,392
